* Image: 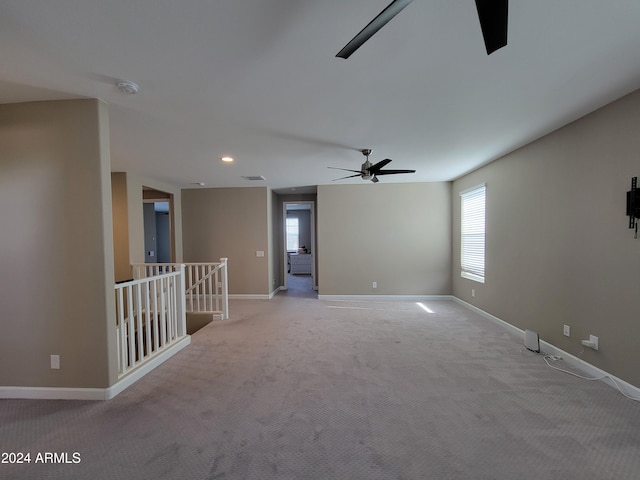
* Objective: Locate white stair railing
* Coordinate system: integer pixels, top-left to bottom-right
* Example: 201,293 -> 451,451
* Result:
114,266 -> 187,378
131,259 -> 228,320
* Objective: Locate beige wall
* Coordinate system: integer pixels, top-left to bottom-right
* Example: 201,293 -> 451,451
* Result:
453,89 -> 640,387
111,173 -> 131,282
124,173 -> 184,266
267,189 -> 277,295
317,183 -> 452,295
0,99 -> 116,388
270,190 -> 280,293
182,187 -> 270,295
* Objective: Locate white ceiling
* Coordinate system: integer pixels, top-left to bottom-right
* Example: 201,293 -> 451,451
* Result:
2,1 -> 640,191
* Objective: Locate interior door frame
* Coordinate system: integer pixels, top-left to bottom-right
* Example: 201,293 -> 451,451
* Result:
142,188 -> 175,263
282,201 -> 317,291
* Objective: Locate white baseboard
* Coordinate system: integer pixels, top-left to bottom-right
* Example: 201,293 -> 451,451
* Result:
269,287 -> 282,299
0,386 -> 108,401
453,297 -> 640,398
106,336 -> 191,399
0,336 -> 192,401
452,297 -> 524,338
318,294 -> 454,302
228,293 -> 271,300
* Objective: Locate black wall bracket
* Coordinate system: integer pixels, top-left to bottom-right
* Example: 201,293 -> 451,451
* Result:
627,177 -> 640,238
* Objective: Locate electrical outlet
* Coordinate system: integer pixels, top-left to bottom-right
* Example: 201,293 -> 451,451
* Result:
563,324 -> 570,337
471,289 -> 475,297
372,281 -> 377,289
256,250 -> 264,257
50,355 -> 60,369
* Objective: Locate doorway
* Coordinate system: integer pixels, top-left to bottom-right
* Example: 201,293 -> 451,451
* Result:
283,201 -> 316,296
142,187 -> 175,263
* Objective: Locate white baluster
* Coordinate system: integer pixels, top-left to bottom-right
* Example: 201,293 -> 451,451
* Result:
126,285 -> 136,369
152,277 -> 159,353
159,277 -> 167,347
143,280 -> 151,358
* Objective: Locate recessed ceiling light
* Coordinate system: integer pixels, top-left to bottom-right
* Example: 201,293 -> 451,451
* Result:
221,156 -> 234,163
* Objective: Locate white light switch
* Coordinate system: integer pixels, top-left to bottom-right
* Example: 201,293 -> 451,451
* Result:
256,250 -> 264,257
50,355 -> 60,369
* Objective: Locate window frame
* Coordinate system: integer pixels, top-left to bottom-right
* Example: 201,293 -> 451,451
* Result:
460,184 -> 486,284
286,217 -> 300,252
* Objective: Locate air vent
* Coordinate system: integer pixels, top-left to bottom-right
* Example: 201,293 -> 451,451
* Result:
242,176 -> 266,181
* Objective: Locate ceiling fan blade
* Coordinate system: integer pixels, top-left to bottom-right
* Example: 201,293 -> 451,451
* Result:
336,0 -> 414,59
328,166 -> 365,174
332,173 -> 364,181
368,158 -> 393,173
375,169 -> 416,175
475,0 -> 508,55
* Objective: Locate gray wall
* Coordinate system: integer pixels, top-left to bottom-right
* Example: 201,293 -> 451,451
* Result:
0,99 -> 117,388
317,182 -> 452,296
182,187 -> 270,295
452,89 -> 640,387
155,211 -> 171,263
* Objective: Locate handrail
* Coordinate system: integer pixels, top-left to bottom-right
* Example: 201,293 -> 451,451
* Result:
131,259 -> 228,320
118,271 -> 177,287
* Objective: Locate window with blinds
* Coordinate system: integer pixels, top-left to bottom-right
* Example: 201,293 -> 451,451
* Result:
286,217 -> 299,251
460,184 -> 486,283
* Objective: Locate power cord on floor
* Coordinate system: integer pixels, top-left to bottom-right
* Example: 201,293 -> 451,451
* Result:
541,352 -> 640,402
518,346 -> 640,401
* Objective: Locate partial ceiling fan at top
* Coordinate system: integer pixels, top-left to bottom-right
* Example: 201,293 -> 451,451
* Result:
336,0 -> 508,59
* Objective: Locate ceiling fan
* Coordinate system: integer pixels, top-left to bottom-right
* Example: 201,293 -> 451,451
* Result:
329,149 -> 416,183
336,0 -> 508,59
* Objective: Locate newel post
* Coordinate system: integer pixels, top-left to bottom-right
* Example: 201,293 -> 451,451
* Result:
177,264 -> 187,336
220,258 -> 229,319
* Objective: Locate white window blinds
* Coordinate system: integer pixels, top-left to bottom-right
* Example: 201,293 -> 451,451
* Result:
460,184 -> 486,283
286,217 -> 299,251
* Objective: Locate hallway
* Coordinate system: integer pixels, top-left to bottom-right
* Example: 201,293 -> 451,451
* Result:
281,274 -> 316,299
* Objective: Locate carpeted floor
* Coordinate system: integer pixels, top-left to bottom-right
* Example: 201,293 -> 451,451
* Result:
281,274 -> 316,298
1,297 -> 640,480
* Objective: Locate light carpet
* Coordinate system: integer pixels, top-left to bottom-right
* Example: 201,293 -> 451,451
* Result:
1,297 -> 639,479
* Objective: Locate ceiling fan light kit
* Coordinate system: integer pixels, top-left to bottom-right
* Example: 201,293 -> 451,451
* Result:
336,0 -> 508,59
